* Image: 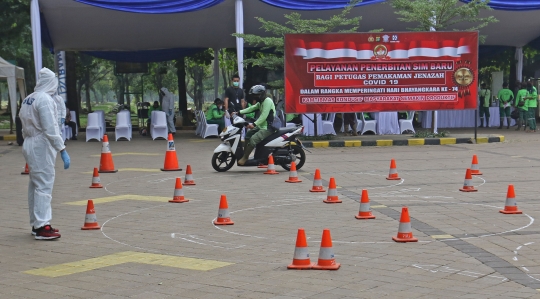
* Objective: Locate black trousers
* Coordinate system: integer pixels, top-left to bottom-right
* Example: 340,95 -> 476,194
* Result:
66,121 -> 77,137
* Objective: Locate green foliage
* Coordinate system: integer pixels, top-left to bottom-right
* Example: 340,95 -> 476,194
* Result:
413,130 -> 450,138
388,0 -> 498,43
233,0 -> 363,88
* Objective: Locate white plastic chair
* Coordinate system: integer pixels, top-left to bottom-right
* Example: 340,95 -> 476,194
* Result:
150,111 -> 168,140
70,111 -> 78,136
200,112 -> 219,139
94,110 -> 105,137
195,110 -> 203,136
322,113 -> 336,135
360,112 -> 377,135
399,111 -> 416,134
86,113 -> 102,142
115,111 -> 132,141
278,110 -> 295,128
62,124 -> 72,141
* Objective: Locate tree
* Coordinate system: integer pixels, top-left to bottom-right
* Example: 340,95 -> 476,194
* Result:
389,0 -> 498,43
185,50 -> 214,110
233,0 -> 363,89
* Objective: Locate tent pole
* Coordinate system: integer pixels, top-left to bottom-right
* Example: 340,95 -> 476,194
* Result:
235,0 -> 244,88
214,48 -> 220,99
31,0 -> 42,82
516,47 -> 523,82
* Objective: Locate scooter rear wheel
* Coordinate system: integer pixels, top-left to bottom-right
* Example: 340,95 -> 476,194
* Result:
280,145 -> 306,171
212,151 -> 236,172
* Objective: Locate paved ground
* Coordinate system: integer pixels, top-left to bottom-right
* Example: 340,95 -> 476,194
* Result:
2,129 -> 540,298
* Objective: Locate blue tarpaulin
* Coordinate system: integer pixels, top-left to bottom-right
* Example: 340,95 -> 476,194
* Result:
74,0 -> 224,14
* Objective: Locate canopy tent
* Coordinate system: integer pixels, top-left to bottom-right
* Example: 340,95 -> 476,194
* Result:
0,57 -> 27,123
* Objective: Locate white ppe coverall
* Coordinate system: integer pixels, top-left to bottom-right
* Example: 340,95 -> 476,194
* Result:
161,87 -> 176,133
19,68 -> 66,229
53,94 -> 66,130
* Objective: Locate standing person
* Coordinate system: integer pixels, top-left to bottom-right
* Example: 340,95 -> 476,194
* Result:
526,81 -> 538,132
478,83 -> 491,128
224,75 -> 245,116
160,87 -> 176,135
497,82 -> 514,129
514,82 -> 529,131
206,98 -> 226,132
236,85 -> 276,166
19,68 -> 70,240
343,113 -> 358,136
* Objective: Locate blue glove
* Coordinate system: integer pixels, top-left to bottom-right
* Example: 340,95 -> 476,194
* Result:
61,118 -> 65,125
60,150 -> 70,169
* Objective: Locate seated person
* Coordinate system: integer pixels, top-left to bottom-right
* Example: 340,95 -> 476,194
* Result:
359,112 -> 372,120
286,113 -> 301,124
206,98 -> 226,132
65,108 -> 77,140
147,101 -> 160,132
244,97 -> 258,122
398,111 -> 408,120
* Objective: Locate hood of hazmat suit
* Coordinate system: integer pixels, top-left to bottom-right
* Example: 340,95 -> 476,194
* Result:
19,67 -> 66,228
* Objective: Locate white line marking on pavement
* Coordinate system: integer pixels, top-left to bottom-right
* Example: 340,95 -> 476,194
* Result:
412,264 -> 507,282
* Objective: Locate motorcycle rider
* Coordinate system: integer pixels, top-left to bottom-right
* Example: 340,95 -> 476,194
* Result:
236,85 -> 276,165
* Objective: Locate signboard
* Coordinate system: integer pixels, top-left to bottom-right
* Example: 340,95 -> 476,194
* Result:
284,32 -> 478,113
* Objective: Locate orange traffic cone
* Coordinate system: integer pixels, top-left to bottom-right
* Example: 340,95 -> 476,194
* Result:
470,154 -> 483,175
392,207 -> 418,242
355,189 -> 375,219
183,165 -> 196,185
309,169 -> 326,192
89,167 -> 103,188
21,163 -> 29,175
500,184 -> 522,214
287,228 -> 314,270
98,135 -> 118,173
214,195 -> 234,225
161,133 -> 182,171
285,162 -> 302,183
386,159 -> 401,180
323,177 -> 342,203
459,168 -> 477,192
81,200 -> 100,230
264,155 -> 279,175
312,229 -> 340,270
169,178 -> 189,203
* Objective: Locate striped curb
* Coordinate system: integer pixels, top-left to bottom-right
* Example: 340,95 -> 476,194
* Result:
301,136 -> 504,148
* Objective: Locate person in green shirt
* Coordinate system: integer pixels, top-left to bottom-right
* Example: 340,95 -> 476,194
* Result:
206,98 -> 225,132
478,83 -> 491,128
497,82 -> 514,129
526,82 -> 538,132
514,82 -> 529,131
237,85 -> 276,166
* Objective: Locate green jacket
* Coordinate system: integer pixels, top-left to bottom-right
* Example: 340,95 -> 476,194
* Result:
240,97 -> 276,130
497,88 -> 514,107
286,113 -> 298,122
244,103 -> 256,119
478,89 -> 491,108
516,89 -> 529,111
148,105 -> 160,117
206,104 -> 224,120
527,86 -> 538,108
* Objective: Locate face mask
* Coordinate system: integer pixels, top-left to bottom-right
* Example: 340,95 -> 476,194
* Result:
233,82 -> 239,87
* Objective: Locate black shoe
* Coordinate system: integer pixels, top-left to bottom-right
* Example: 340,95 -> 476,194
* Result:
34,225 -> 61,240
71,136 -> 77,140
32,226 -> 59,235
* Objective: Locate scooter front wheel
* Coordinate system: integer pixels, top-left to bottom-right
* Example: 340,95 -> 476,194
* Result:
212,151 -> 236,172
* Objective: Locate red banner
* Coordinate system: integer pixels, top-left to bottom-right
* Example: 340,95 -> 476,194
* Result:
285,32 -> 478,113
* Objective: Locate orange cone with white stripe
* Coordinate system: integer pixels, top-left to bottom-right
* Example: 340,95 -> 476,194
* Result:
392,207 -> 418,242
355,189 -> 375,219
287,228 -> 314,270
323,177 -> 342,203
285,162 -> 302,183
309,169 -> 325,193
99,135 -> 118,173
169,178 -> 189,203
470,154 -> 483,175
459,168 -> 477,192
183,165 -> 196,185
386,159 -> 401,180
264,155 -> 279,175
500,184 -> 522,214
161,133 -> 182,171
312,229 -> 340,270
21,163 -> 29,175
89,167 -> 103,188
81,200 -> 100,230
214,195 -> 234,225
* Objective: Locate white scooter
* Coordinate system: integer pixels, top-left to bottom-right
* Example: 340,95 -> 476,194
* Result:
211,116 -> 307,172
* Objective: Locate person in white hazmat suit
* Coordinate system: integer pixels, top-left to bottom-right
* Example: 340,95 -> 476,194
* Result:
160,87 -> 176,134
19,67 -> 70,240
